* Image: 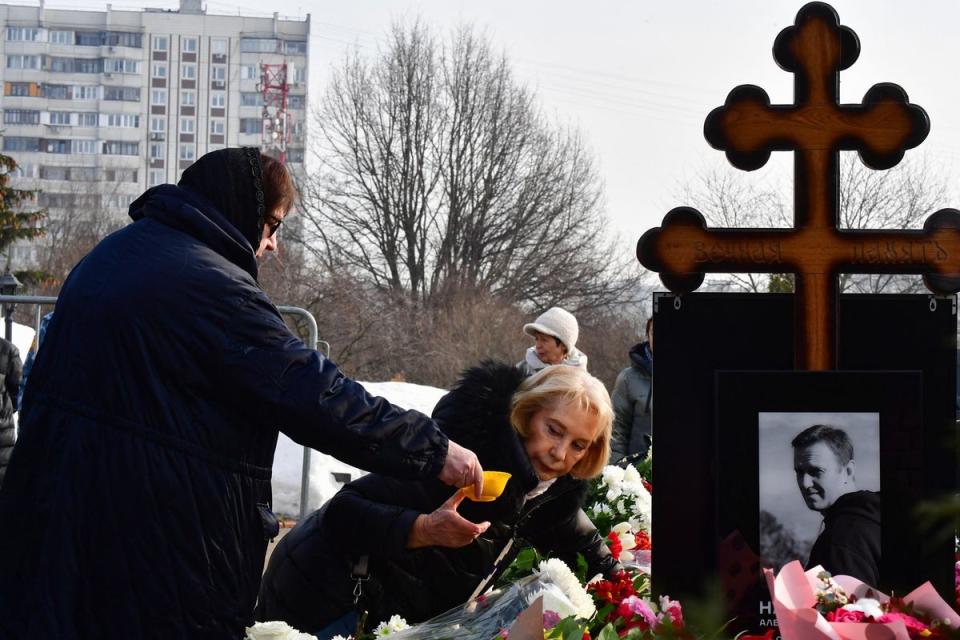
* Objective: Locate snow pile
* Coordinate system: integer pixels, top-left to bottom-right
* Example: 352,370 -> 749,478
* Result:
271,379 -> 448,516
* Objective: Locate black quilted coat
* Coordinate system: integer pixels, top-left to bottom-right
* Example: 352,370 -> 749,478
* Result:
257,361 -> 616,634
0,151 -> 449,640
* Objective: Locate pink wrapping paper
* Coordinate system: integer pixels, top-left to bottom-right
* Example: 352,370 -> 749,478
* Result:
763,560 -> 960,640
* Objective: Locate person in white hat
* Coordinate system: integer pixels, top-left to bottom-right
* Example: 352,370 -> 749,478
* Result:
515,306 -> 589,376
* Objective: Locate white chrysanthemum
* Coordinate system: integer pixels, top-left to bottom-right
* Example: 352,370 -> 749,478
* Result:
330,636 -> 351,640
536,558 -> 596,619
374,615 -> 410,636
623,464 -> 643,484
842,598 -> 884,619
244,621 -> 315,640
605,486 -> 623,502
601,465 -> 625,488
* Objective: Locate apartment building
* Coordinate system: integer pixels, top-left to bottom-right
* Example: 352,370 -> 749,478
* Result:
0,0 -> 309,266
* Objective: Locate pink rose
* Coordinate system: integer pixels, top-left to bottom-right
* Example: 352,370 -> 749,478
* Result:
876,612 -> 929,634
826,609 -> 866,623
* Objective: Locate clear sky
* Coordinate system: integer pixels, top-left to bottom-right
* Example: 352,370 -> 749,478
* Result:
33,0 -> 960,251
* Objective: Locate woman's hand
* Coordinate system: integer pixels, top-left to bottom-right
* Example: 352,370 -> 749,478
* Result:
438,439 -> 484,499
407,490 -> 490,549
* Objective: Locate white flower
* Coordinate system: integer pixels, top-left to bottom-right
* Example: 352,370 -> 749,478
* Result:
330,636 -> 351,640
245,621 -> 316,640
842,598 -> 884,619
535,558 -> 596,619
601,465 -> 625,488
374,614 -> 410,636
606,486 -> 623,502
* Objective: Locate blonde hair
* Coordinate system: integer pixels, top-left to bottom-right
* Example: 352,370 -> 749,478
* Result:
510,365 -> 613,479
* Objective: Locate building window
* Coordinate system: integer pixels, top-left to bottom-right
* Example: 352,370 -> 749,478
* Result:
107,32 -> 142,49
211,38 -> 227,55
72,139 -> 99,154
288,95 -> 305,109
6,82 -> 33,97
150,117 -> 165,132
105,113 -> 140,128
180,118 -> 194,134
48,111 -> 72,125
48,30 -> 73,45
293,66 -> 306,84
239,118 -> 262,134
211,66 -> 226,81
152,35 -> 168,51
240,92 -> 263,107
105,58 -> 141,74
151,89 -> 167,104
6,27 -> 40,42
240,38 -> 278,53
148,169 -> 164,186
78,112 -> 98,127
180,90 -> 195,106
210,92 -> 225,108
75,85 -> 99,100
45,139 -> 70,154
6,55 -> 41,70
103,87 -> 140,101
149,143 -> 164,159
75,31 -> 104,47
103,141 -> 139,156
2,137 -> 40,152
3,110 -> 40,125
209,119 -> 225,135
182,37 -> 197,53
179,144 -> 195,161
104,168 -> 138,182
152,63 -> 167,78
283,40 -> 307,55
182,64 -> 196,79
240,65 -> 259,80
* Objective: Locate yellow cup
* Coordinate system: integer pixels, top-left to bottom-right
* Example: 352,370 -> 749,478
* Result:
461,471 -> 512,502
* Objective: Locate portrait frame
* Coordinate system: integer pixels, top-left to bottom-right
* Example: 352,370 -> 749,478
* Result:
714,370 -> 937,634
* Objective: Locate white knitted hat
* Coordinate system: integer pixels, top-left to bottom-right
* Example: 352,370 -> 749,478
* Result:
523,307 -> 579,351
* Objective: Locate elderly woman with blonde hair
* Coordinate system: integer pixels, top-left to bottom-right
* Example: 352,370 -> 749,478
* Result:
257,362 -> 619,639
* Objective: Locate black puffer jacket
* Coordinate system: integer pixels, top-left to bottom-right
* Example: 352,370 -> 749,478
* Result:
0,338 -> 21,489
0,175 -> 449,639
257,361 -> 616,633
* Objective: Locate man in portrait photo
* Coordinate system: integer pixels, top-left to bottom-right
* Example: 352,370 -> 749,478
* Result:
792,424 -> 881,584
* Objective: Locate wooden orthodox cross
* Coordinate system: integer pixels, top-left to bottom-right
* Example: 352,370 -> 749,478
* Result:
637,1 -> 960,371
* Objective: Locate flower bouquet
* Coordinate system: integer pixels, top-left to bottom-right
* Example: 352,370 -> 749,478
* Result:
764,560 -> 960,639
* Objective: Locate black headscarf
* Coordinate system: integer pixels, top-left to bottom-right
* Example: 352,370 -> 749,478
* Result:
177,147 -> 266,249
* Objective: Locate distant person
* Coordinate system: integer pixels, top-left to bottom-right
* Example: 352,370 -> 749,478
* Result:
17,310 -> 52,411
0,147 -> 484,638
257,363 -> 618,638
792,424 -> 880,584
610,317 -> 653,464
0,336 -> 20,489
516,307 -> 588,376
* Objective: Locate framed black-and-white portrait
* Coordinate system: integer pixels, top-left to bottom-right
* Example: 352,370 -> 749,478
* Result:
714,370 -> 936,635
757,411 -> 881,573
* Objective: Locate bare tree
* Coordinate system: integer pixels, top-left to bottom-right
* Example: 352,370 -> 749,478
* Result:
300,20 -> 639,312
679,153 -> 948,293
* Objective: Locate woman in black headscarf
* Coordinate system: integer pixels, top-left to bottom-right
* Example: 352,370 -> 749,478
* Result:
0,148 -> 484,639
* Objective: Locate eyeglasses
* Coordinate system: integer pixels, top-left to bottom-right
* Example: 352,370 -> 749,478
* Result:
264,214 -> 283,237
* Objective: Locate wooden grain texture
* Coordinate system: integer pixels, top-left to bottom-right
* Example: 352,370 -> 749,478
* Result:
636,1 -> 951,370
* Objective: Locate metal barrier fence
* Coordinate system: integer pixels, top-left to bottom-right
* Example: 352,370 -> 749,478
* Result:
0,295 -> 322,522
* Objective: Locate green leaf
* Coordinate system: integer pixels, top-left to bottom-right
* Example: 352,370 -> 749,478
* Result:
595,623 -> 621,640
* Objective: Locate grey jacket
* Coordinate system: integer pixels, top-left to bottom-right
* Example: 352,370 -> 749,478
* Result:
610,342 -> 652,463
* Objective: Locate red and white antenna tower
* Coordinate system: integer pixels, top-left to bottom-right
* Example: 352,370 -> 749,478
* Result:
259,63 -> 290,164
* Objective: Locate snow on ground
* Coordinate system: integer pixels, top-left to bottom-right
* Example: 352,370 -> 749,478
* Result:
9,321 -> 35,361
271,379 -> 448,517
